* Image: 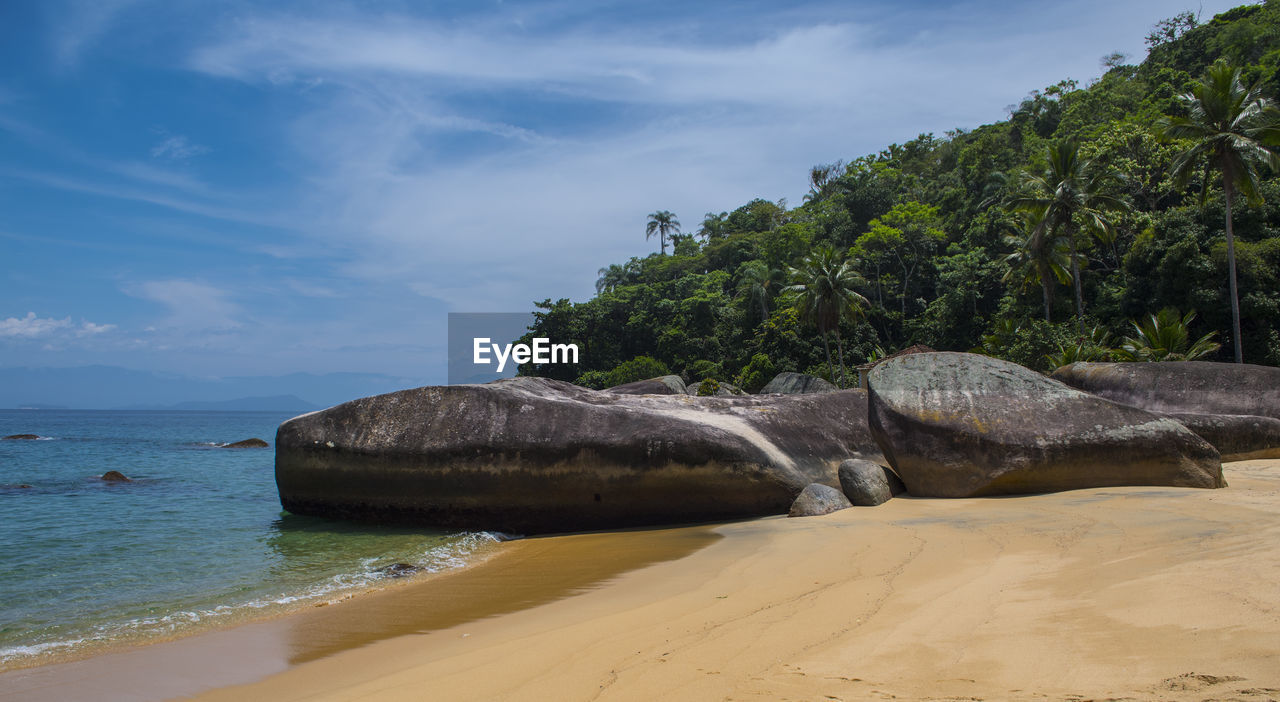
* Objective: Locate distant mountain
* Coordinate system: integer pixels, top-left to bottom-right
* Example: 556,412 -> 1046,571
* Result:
0,365 -> 432,410
12,403 -> 69,410
119,395 -> 322,412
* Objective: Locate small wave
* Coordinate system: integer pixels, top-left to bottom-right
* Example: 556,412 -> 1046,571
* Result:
35,436 -> 57,441
0,531 -> 502,668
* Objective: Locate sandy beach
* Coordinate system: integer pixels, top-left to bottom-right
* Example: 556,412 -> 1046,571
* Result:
4,459 -> 1279,702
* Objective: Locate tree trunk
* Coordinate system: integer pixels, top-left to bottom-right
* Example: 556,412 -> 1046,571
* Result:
1042,277 -> 1052,322
1224,180 -> 1243,363
835,334 -> 848,388
820,330 -> 834,384
1069,234 -> 1084,334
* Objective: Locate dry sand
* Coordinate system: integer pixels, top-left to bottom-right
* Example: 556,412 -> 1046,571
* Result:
5,460 -> 1280,701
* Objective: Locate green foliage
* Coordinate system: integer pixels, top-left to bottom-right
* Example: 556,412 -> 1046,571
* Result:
604,356 -> 670,387
1044,325 -> 1115,369
1114,308 -> 1222,361
734,353 -> 777,393
696,378 -> 721,396
974,318 -> 1078,372
686,359 -> 725,383
573,370 -> 613,390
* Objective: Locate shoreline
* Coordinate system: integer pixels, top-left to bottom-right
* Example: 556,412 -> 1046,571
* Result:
0,530 -> 508,674
3,460 -> 1279,701
0,522 -> 722,701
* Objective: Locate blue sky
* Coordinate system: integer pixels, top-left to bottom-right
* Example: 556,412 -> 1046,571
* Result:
0,0 -> 1241,385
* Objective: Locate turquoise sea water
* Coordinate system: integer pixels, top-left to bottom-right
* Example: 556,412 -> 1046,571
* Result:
0,410 -> 495,669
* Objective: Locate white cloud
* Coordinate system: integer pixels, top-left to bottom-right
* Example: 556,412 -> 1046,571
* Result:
77,322 -> 117,336
0,312 -> 117,340
127,279 -> 241,330
0,312 -> 72,338
150,134 -> 210,160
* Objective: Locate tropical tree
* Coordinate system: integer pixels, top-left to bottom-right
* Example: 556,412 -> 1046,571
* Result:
595,259 -> 641,294
1162,61 -> 1280,363
783,247 -> 869,387
1007,139 -> 1130,332
805,160 -> 846,202
697,212 -> 729,241
1113,308 -> 1221,361
1001,207 -> 1073,322
646,210 -> 681,255
736,260 -> 778,321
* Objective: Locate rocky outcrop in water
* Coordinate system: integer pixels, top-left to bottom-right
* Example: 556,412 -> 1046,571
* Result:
868,352 -> 1224,498
101,471 -> 131,482
2,434 -> 41,440
788,483 -> 852,517
224,438 -> 270,448
276,377 -> 885,534
759,372 -> 836,395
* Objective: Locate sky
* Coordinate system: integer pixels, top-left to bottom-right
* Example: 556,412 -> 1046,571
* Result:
0,0 -> 1244,386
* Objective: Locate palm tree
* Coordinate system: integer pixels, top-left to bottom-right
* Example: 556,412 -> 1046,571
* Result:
1113,308 -> 1221,362
1162,61 -> 1280,363
784,247 -> 869,387
645,211 -> 681,255
1007,139 -> 1129,333
736,261 -> 777,321
1002,207 -> 1073,322
596,264 -> 625,294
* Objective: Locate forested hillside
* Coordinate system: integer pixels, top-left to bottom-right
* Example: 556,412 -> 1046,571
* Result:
519,2 -> 1280,391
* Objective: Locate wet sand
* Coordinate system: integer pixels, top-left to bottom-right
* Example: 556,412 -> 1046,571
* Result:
5,460 -> 1280,701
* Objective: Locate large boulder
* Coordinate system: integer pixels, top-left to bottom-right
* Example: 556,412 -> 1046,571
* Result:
1052,362 -> 1280,460
867,352 -> 1224,498
759,372 -> 837,395
837,459 -> 894,506
788,483 -> 852,517
1051,361 -> 1280,420
276,377 -> 885,534
606,375 -> 687,395
1164,413 -> 1280,461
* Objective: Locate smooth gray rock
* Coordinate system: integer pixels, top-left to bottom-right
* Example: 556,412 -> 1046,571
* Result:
867,352 -> 1224,498
1052,362 -> 1280,460
223,437 -> 269,448
606,375 -> 687,395
759,372 -> 837,395
276,377 -> 885,534
788,483 -> 852,517
1051,361 -> 1280,420
1165,413 -> 1280,461
837,459 -> 893,506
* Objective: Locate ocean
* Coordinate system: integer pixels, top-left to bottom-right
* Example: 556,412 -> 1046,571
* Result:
0,409 -> 496,669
